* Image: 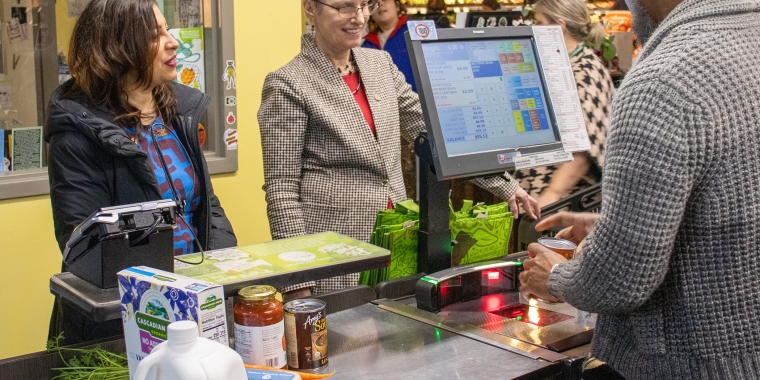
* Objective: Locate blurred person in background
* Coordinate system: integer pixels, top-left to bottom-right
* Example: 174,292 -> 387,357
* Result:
362,0 -> 413,91
425,0 -> 450,28
513,0 -> 614,207
481,0 -> 502,11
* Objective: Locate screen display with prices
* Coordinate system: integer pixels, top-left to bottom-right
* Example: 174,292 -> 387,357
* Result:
421,39 -> 557,157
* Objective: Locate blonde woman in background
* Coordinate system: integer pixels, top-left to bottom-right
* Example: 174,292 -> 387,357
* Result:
513,0 -> 614,207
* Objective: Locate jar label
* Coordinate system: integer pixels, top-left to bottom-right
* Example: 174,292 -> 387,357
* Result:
234,321 -> 286,368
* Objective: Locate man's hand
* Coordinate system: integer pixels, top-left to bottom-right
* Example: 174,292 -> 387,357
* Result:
519,243 -> 568,301
509,186 -> 540,219
535,212 -> 599,249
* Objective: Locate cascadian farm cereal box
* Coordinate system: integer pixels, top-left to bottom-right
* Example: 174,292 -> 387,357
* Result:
118,266 -> 229,378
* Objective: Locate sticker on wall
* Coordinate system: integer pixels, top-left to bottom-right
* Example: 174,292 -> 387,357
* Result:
198,122 -> 206,146
225,96 -> 236,106
170,28 -> 205,92
223,128 -> 238,151
222,60 -> 236,90
226,112 -> 236,125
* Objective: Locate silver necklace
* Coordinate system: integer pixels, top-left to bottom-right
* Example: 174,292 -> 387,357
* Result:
351,80 -> 362,95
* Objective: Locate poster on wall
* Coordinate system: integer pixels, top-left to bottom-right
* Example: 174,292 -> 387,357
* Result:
9,7 -> 29,43
178,0 -> 201,28
170,28 -> 205,93
11,126 -> 43,171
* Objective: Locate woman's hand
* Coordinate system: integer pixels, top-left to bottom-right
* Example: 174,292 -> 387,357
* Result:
535,212 -> 599,249
509,186 -> 540,219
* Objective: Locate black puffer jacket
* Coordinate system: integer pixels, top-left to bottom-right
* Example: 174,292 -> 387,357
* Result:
46,80 -> 236,253
45,80 -> 236,344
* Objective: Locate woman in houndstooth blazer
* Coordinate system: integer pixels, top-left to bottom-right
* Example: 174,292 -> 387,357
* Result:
258,0 -> 538,297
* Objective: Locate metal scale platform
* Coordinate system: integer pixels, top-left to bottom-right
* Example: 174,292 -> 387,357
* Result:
375,256 -> 595,362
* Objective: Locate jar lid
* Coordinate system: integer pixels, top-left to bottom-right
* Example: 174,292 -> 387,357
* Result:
238,285 -> 277,300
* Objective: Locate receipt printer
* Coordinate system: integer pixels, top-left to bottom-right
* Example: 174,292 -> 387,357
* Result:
63,200 -> 177,289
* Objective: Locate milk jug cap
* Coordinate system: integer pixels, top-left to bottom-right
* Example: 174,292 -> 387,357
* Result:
167,320 -> 199,346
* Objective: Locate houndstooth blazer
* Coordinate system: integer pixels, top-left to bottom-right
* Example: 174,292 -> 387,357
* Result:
258,33 -> 518,293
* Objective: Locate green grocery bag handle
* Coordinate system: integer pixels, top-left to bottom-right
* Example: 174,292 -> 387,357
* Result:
396,199 -> 419,214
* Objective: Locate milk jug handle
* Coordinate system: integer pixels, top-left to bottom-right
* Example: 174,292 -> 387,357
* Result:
133,351 -> 163,380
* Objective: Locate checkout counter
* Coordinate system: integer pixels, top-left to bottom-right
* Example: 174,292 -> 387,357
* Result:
1,260 -> 592,380
0,25 -> 600,379
1,247 -> 594,380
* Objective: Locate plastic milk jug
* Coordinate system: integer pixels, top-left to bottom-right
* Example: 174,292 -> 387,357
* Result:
133,321 -> 247,380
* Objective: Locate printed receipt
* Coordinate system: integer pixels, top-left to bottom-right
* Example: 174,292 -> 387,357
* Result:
532,26 -> 591,152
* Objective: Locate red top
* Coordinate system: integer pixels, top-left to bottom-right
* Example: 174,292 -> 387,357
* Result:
342,71 -> 376,136
343,71 -> 392,208
364,15 -> 408,49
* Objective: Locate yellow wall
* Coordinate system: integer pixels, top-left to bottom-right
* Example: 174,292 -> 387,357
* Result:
0,0 -> 302,359
55,0 -> 77,57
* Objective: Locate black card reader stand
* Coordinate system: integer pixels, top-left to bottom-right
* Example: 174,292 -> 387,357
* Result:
414,132 -> 452,275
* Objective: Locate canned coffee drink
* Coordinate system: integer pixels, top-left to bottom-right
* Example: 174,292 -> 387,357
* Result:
283,299 -> 328,373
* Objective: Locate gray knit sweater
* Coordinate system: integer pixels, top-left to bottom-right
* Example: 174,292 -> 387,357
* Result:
547,0 -> 760,379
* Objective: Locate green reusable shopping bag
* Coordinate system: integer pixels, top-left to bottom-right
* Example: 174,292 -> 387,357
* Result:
450,201 -> 513,266
387,221 -> 419,279
360,201 -> 420,287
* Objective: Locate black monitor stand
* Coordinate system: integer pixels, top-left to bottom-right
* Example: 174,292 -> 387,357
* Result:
414,132 -> 452,274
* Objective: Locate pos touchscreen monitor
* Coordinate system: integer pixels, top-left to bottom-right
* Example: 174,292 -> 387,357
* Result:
405,26 -> 571,180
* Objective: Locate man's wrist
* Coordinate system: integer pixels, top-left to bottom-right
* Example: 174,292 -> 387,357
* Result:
548,263 -> 562,300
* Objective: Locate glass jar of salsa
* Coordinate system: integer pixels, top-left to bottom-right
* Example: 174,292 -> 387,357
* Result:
233,285 -> 286,368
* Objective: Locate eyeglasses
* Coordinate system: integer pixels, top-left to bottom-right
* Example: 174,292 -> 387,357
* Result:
314,0 -> 380,19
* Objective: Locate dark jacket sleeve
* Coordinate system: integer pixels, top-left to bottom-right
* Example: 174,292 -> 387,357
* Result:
48,131 -> 111,253
205,179 -> 237,250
